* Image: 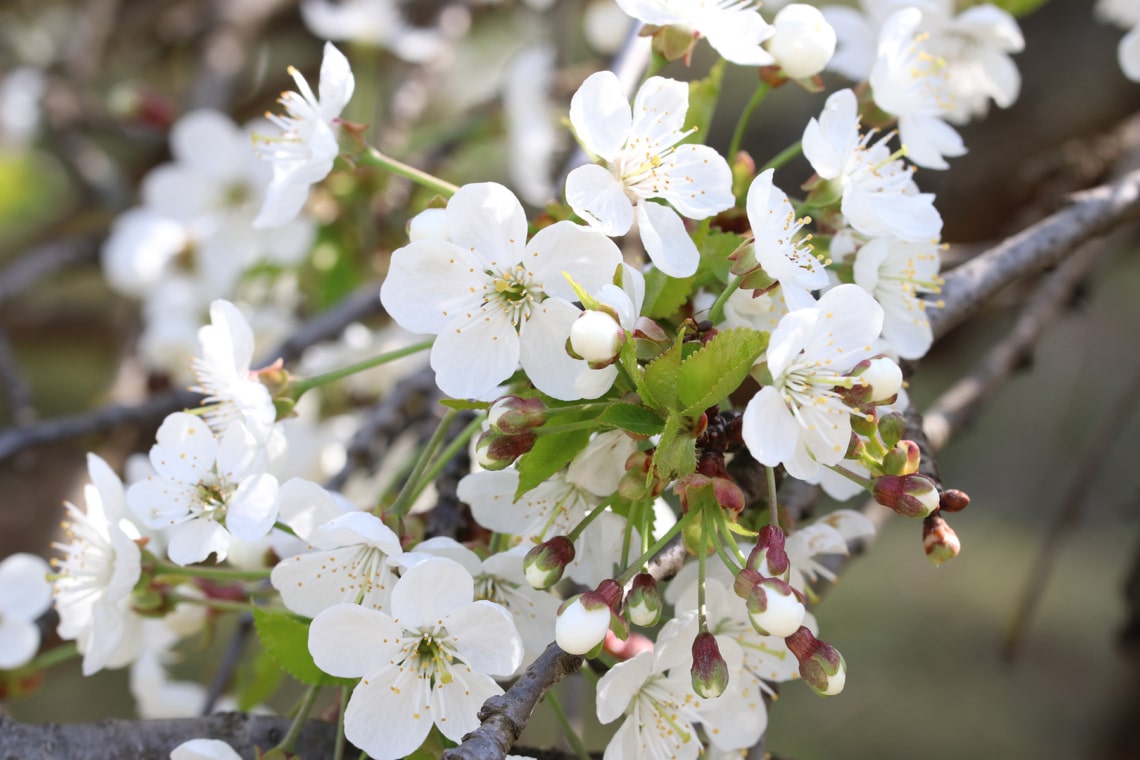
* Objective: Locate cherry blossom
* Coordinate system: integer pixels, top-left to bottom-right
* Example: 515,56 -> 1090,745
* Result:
853,235 -> 943,359
300,0 -> 445,63
380,181 -> 621,400
745,169 -> 829,310
612,0 -> 775,66
566,72 -> 733,277
0,553 -> 52,669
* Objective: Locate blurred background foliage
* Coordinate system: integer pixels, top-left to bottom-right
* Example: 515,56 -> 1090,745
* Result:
1,0 -> 1139,758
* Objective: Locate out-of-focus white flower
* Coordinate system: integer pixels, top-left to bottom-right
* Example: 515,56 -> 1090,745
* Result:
566,72 -> 734,277
504,45 -> 561,206
803,88 -> 942,243
0,66 -> 45,146
1098,0 -> 1140,81
765,4 -> 837,79
300,0 -> 446,63
127,413 -> 279,566
190,299 -> 276,442
721,288 -> 788,334
254,42 -> 354,228
0,552 -> 52,669
380,182 -> 620,400
309,558 -> 523,760
853,236 -> 943,359
742,285 -> 885,480
613,0 -> 775,65
52,455 -> 144,676
870,8 -> 965,170
170,738 -> 243,760
584,0 -> 633,55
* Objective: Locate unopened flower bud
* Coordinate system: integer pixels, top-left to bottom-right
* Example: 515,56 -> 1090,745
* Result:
627,573 -> 663,627
877,412 -> 907,449
881,440 -> 921,476
570,310 -> 625,365
873,474 -> 939,518
785,626 -> 846,696
858,357 -> 903,403
939,489 -> 971,513
765,4 -> 837,79
651,23 -> 698,63
734,568 -> 806,637
487,395 -> 547,435
523,536 -> 575,589
850,407 -> 878,437
691,632 -> 730,698
923,513 -> 961,566
677,472 -> 745,515
407,207 -> 449,241
746,525 -> 791,580
556,595 -> 612,655
475,429 -> 536,470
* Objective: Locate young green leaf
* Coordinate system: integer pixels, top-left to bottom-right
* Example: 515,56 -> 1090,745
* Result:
515,427 -> 592,498
677,327 -> 768,416
252,607 -> 353,688
597,403 -> 666,436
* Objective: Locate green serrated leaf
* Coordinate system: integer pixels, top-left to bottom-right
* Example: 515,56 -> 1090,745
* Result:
677,328 -> 768,415
252,607 -> 353,688
639,338 -> 683,413
439,398 -> 491,411
683,60 -> 724,146
695,228 -> 744,284
655,413 -> 696,480
515,427 -> 592,497
642,267 -> 697,320
597,403 -> 666,436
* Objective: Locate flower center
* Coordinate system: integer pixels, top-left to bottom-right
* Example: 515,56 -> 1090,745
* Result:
485,264 -> 542,330
400,628 -> 459,686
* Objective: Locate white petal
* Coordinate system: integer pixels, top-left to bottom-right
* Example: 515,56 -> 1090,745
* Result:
898,114 -> 966,171
520,298 -> 588,401
225,473 -> 279,541
390,557 -> 474,629
742,386 -> 800,468
276,477 -> 344,541
166,519 -> 231,566
569,71 -> 632,161
699,9 -> 775,66
318,42 -> 355,118
596,649 -> 654,723
430,311 -> 519,400
431,668 -> 503,744
637,201 -> 698,278
445,600 -> 524,676
381,239 -> 486,335
343,664 -> 433,760
316,511 -> 401,554
170,110 -> 247,180
565,164 -> 634,237
525,220 -> 622,301
657,144 -> 734,220
457,469 -> 525,535
149,413 -> 217,484
0,553 -> 52,620
171,738 -> 244,760
629,76 -> 689,147
575,364 -> 619,399
0,618 -> 40,669
446,182 -> 527,268
1122,26 -> 1140,82
309,604 -> 402,678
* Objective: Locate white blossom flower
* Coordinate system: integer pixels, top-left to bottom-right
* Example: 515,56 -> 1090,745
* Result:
401,537 -> 559,661
380,182 -> 621,400
742,284 -> 886,480
0,552 -> 52,669
574,266 -> 646,399
869,8 -> 966,169
721,288 -> 788,334
853,236 -> 943,359
566,72 -> 734,277
1098,0 -> 1140,81
803,88 -> 942,243
785,509 -> 876,594
746,169 -> 829,311
52,455 -> 145,676
254,42 -> 354,228
127,412 -> 279,566
308,558 -> 523,760
271,504 -> 403,618
190,299 -> 277,442
596,616 -> 765,760
613,0 -> 775,66
300,0 -> 446,63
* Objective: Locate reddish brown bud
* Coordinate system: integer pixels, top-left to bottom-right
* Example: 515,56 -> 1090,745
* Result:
939,489 -> 971,513
785,626 -> 847,696
523,536 -> 575,589
746,525 -> 791,579
475,429 -> 537,470
923,513 -> 961,566
691,632 -> 730,698
873,474 -> 939,518
487,395 -> 547,434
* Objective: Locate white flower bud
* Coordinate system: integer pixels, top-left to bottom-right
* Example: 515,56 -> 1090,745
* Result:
819,660 -> 846,695
766,4 -> 837,79
408,208 -> 449,241
555,596 -> 611,655
748,579 -> 806,638
569,310 -> 624,364
863,357 -> 903,402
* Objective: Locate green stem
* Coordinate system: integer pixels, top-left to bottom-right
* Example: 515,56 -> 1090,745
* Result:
276,684 -> 321,754
292,339 -> 434,397
360,147 -> 458,197
711,511 -> 745,573
388,409 -> 459,517
567,496 -> 615,543
827,463 -> 875,490
154,563 -> 271,582
716,508 -> 749,568
760,140 -> 804,174
22,642 -> 79,671
728,82 -> 771,161
531,419 -> 599,437
546,691 -> 591,760
698,509 -> 710,631
706,274 -> 742,326
615,508 -> 696,586
408,413 -> 484,504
